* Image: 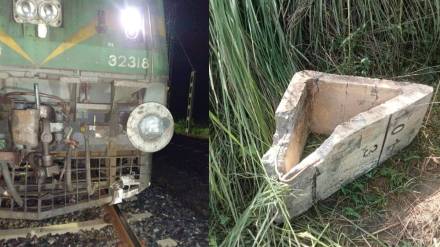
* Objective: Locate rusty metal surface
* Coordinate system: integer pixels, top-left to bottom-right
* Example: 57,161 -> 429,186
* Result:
0,152 -> 18,163
104,205 -> 144,247
0,154 -> 144,220
11,109 -> 40,148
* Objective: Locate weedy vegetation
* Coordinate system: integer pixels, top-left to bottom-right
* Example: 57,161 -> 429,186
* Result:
174,119 -> 209,139
209,0 -> 440,246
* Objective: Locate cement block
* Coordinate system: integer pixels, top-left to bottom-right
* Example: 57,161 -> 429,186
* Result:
262,70 -> 433,219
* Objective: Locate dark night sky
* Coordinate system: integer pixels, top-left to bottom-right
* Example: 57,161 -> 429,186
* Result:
164,0 -> 208,124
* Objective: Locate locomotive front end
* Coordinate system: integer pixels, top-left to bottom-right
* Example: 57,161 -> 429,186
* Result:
0,0 -> 172,219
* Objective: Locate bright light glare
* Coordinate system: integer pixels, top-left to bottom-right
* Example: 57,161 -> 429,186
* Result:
120,7 -> 144,40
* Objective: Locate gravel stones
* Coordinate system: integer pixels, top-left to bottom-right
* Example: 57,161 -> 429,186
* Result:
0,186 -> 207,247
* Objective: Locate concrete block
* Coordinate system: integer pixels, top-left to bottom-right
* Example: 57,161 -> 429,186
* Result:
262,70 -> 433,219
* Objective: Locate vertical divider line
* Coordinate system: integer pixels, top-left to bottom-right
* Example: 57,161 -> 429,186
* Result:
377,115 -> 393,166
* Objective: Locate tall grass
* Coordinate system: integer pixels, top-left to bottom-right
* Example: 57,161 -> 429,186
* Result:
209,0 -> 440,246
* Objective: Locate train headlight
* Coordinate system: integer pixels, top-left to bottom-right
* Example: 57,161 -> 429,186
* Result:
127,102 -> 174,153
38,1 -> 60,23
139,115 -> 164,140
15,0 -> 37,20
120,7 -> 144,40
13,0 -> 62,27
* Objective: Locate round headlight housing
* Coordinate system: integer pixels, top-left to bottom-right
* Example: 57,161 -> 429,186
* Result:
38,2 -> 60,23
15,0 -> 37,20
127,102 -> 174,153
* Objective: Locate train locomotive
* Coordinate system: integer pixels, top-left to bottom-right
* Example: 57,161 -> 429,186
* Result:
0,0 -> 173,219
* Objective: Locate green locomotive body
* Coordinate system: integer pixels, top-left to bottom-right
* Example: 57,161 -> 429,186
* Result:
0,0 -> 168,77
0,0 -> 174,219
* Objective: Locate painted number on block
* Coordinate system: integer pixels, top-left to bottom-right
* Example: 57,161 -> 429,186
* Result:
391,124 -> 405,135
108,55 -> 149,69
363,144 -> 378,157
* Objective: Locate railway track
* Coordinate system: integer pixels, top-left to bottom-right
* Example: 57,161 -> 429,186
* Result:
0,205 -> 147,247
103,205 -> 145,247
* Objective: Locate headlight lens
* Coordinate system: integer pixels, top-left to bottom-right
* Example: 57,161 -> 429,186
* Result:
127,102 -> 174,153
120,7 -> 144,39
16,0 -> 37,19
138,115 -> 164,140
13,0 -> 62,27
38,2 -> 59,23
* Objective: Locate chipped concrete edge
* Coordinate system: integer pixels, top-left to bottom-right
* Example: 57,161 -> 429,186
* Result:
262,70 -> 434,219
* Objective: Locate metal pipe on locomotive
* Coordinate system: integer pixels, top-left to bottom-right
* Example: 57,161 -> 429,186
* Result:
0,0 -> 173,219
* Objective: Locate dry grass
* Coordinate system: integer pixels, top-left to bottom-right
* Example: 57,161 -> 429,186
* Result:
404,190 -> 440,245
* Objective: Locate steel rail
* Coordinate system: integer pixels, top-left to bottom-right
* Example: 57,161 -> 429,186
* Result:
103,205 -> 145,247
